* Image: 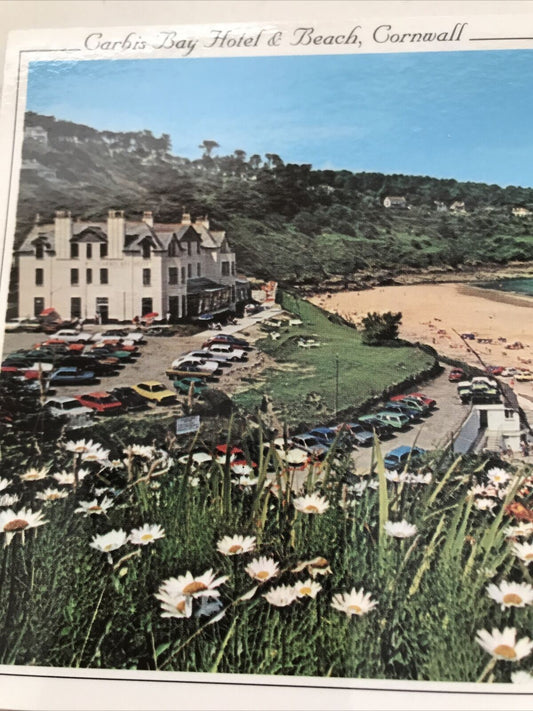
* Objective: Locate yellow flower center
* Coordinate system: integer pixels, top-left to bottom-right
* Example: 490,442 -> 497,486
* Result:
4,518 -> 29,532
313,558 -> 329,568
503,593 -> 523,606
493,644 -> 517,660
256,570 -> 270,580
88,506 -> 101,511
141,533 -> 154,542
348,604 -> 362,614
24,474 -> 40,480
104,544 -> 113,551
526,553 -> 533,560
183,581 -> 208,594
305,505 -> 319,513
300,586 -> 312,596
229,544 -> 243,554
48,493 -> 61,500
176,600 -> 186,613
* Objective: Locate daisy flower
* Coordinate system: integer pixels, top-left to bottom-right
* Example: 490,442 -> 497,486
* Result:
90,529 -> 128,554
476,627 -> 533,661
216,534 -> 256,556
155,589 -> 193,619
512,541 -> 533,564
129,524 -> 165,546
0,507 -> 48,545
511,670 -> 533,683
385,470 -> 401,482
124,444 -> 155,459
504,522 -> 533,540
245,556 -> 279,582
292,556 -> 332,578
331,587 -> 378,617
19,467 -> 48,482
384,520 -> 418,539
232,475 -> 258,487
65,439 -> 99,454
0,494 -> 19,508
293,493 -> 330,515
0,478 -> 11,492
35,488 -> 69,502
159,570 -> 228,599
74,497 -> 114,516
231,462 -> 255,477
53,469 -> 91,486
486,581 -> 533,610
81,445 -> 110,464
487,467 -> 511,487
263,584 -> 298,607
475,498 -> 497,512
294,579 -> 322,599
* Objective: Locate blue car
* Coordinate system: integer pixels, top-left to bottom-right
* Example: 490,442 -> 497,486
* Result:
383,446 -> 426,471
48,367 -> 96,386
308,427 -> 353,453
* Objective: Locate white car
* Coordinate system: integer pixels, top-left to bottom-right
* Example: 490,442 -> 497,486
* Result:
92,329 -> 145,344
53,329 -> 92,344
43,396 -> 94,429
205,343 -> 248,361
182,350 -> 233,366
4,317 -> 30,332
170,356 -> 219,373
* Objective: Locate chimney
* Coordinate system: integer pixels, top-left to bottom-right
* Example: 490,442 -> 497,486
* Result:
142,210 -> 153,227
106,209 -> 125,259
181,211 -> 191,226
54,210 -> 72,259
195,214 -> 210,230
34,213 -> 41,225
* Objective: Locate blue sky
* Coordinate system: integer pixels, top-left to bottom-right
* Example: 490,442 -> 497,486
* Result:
26,50 -> 533,187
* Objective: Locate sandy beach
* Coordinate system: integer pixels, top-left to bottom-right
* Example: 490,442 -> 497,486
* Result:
310,282 -> 533,408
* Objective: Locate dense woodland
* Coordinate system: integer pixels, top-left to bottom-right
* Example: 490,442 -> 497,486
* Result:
17,112 -> 533,284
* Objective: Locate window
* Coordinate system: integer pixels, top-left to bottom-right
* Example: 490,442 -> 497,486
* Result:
86,268 -> 92,284
141,297 -> 153,316
100,243 -> 108,258
86,244 -> 92,259
143,268 -> 151,286
35,268 -> 43,286
221,261 -> 230,276
142,242 -> 151,259
187,264 -> 192,278
35,243 -> 44,259
181,266 -> 186,283
197,241 -> 200,254
231,261 -> 236,275
168,240 -> 177,257
33,297 -> 44,317
71,268 -> 79,286
70,243 -> 79,259
505,409 -> 515,420
168,267 -> 178,285
196,263 -> 201,277
100,268 -> 108,285
187,241 -> 192,256
71,297 -> 81,319
168,295 -> 179,319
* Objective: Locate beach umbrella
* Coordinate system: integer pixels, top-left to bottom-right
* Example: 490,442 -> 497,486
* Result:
143,312 -> 159,319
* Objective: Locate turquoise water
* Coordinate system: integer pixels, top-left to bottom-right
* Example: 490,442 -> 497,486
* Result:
477,277 -> 533,297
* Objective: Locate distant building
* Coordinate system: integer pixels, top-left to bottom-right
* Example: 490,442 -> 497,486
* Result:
24,125 -> 48,145
16,210 -> 249,322
383,196 -> 407,209
449,200 -> 467,214
512,206 -> 531,217
434,201 -> 448,212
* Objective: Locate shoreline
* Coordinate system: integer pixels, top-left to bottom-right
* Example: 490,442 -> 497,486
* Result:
455,283 -> 533,309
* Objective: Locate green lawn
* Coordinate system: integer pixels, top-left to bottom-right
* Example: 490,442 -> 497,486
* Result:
233,294 -> 435,423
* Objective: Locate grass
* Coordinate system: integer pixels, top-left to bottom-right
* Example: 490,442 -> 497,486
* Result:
233,294 -> 435,424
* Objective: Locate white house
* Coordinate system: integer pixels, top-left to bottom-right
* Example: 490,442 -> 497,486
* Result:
383,196 -> 407,209
15,210 -> 250,323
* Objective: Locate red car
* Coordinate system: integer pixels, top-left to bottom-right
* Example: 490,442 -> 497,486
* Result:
407,392 -> 437,409
448,368 -> 465,382
486,365 -> 504,376
75,391 -> 123,415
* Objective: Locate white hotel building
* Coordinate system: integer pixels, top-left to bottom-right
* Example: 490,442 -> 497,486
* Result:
16,210 -> 249,322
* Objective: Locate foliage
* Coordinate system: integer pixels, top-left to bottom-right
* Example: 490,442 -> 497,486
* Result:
361,311 -> 403,345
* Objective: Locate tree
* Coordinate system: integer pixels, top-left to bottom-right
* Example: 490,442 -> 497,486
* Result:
234,149 -> 246,162
361,311 -> 402,345
198,140 -> 219,158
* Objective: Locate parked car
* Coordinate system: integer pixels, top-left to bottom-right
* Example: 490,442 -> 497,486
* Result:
170,357 -> 219,374
89,344 -> 132,362
184,350 -> 232,367
357,415 -> 394,438
202,334 -> 250,350
166,362 -> 215,379
204,343 -> 248,361
515,372 -> 533,382
56,355 -> 117,377
486,365 -> 504,376
290,434 -> 329,459
373,411 -> 411,430
449,368 -> 465,382
92,329 -> 145,344
405,392 -> 437,409
48,367 -> 96,386
75,391 -> 123,415
93,339 -> 140,356
173,377 -> 208,396
308,427 -> 354,453
384,402 -> 423,423
53,329 -> 92,344
132,381 -> 176,406
110,386 -> 150,411
263,438 -> 309,466
390,393 -> 433,412
43,396 -> 94,429
384,446 -> 426,471
4,317 -> 35,332
334,422 -> 374,447
144,326 -> 175,337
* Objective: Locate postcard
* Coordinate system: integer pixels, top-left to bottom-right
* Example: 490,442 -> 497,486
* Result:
0,2 -> 532,709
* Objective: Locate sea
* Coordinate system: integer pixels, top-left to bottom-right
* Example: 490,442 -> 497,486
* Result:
477,277 -> 533,298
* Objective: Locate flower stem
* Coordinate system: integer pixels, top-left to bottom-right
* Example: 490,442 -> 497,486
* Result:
476,657 -> 497,683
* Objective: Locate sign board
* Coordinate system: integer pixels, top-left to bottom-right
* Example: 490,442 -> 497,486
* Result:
175,414 -> 200,435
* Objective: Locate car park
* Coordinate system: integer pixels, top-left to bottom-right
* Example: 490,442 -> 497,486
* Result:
110,386 -> 150,411
132,381 -> 176,406
384,445 -> 426,471
48,367 -> 96,386
334,422 -> 374,447
75,391 -> 123,415
43,396 -> 94,428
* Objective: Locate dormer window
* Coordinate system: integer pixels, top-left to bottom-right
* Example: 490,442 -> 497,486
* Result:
168,239 -> 178,257
35,243 -> 44,259
142,241 -> 151,259
70,243 -> 79,259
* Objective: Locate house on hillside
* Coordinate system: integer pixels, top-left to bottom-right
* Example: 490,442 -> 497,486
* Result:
15,210 -> 250,323
434,201 -> 448,212
24,126 -> 48,145
383,196 -> 408,209
450,200 -> 467,214
512,206 -> 531,217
